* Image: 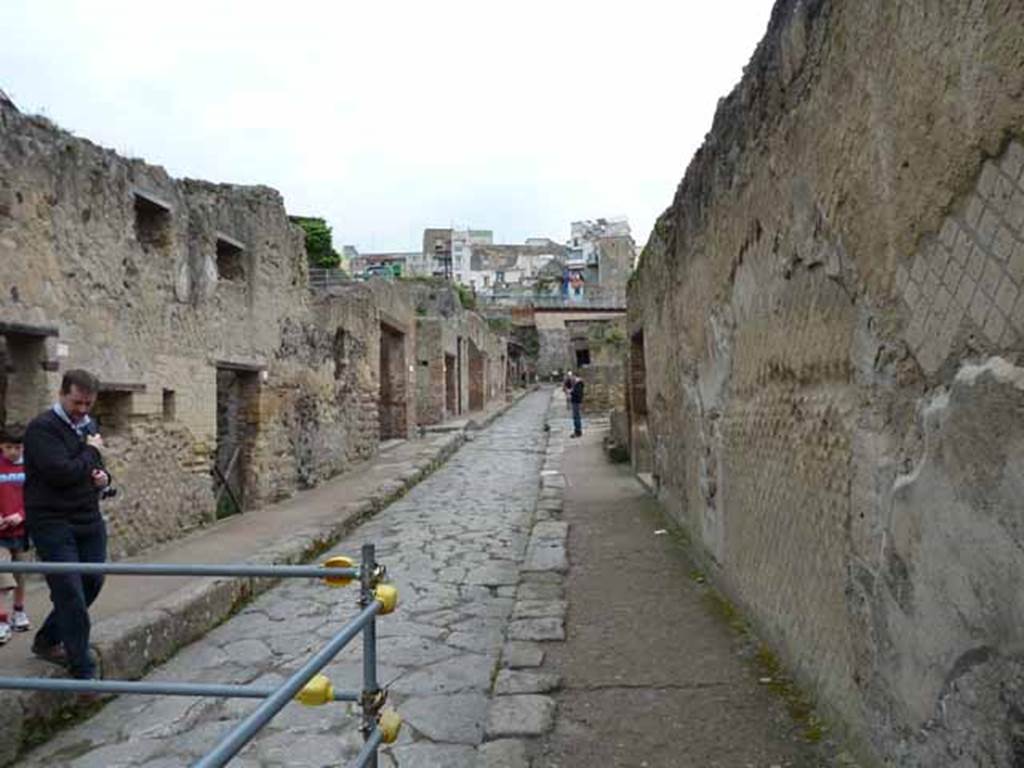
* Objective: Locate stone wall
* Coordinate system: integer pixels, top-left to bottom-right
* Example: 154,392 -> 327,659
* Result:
405,281 -> 510,423
534,309 -> 626,379
569,317 -> 626,414
314,279 -> 418,446
415,318 -> 446,425
0,103 -> 319,555
596,235 -> 634,303
627,2 -> 1024,765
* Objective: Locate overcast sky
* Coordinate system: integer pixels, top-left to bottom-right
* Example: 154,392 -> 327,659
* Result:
2,1 -> 774,253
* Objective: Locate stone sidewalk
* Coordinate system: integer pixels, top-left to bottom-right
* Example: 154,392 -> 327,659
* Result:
0,390 -> 530,765
530,405 -> 860,767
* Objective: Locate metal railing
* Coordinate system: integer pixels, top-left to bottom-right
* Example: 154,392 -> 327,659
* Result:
476,292 -> 626,310
0,544 -> 401,768
308,267 -> 357,289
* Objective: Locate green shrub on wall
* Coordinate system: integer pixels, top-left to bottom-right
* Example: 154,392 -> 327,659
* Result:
455,283 -> 477,310
291,216 -> 341,268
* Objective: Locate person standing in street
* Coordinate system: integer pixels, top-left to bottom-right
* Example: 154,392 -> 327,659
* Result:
569,372 -> 585,438
23,369 -> 110,681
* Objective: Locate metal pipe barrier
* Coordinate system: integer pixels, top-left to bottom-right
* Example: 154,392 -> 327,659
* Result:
0,543 -> 402,767
1,561 -> 359,579
0,677 -> 359,702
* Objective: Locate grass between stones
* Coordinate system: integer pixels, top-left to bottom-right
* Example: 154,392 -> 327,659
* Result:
660,511 -> 828,745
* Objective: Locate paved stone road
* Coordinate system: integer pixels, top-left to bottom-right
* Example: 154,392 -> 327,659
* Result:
20,391 -> 551,768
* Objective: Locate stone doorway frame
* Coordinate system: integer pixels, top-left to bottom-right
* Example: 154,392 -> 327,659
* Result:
627,329 -> 653,475
444,352 -> 457,419
467,338 -> 485,412
378,321 -> 407,440
213,361 -> 262,518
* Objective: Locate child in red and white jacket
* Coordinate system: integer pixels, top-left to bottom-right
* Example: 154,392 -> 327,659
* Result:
0,426 -> 31,643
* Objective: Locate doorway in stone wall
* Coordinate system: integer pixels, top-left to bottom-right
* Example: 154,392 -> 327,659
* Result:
468,339 -> 484,412
214,366 -> 259,519
379,323 -> 407,440
445,353 -> 457,418
0,324 -> 56,432
456,337 -> 463,415
629,330 -> 653,475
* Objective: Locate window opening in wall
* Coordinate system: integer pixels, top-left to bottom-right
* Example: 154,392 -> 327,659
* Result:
133,190 -> 172,248
216,234 -> 247,282
0,325 -> 58,430
93,390 -> 134,436
162,389 -> 176,421
575,348 -> 591,367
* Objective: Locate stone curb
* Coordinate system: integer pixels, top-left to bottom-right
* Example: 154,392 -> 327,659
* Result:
3,390 -> 532,766
478,389 -> 569,768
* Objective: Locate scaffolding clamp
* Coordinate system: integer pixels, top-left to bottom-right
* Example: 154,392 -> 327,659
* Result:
322,556 -> 355,587
294,674 -> 334,707
374,583 -> 398,615
378,708 -> 402,744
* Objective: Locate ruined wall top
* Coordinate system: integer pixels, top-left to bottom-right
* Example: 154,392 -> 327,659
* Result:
0,99 -> 310,380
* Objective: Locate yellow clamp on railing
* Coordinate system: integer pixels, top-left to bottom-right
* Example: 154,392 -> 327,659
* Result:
373,584 -> 398,615
378,709 -> 402,744
295,674 -> 334,707
322,556 -> 355,587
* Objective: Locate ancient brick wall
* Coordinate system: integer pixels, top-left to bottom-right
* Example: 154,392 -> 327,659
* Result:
0,104 -> 435,556
0,104 -> 512,559
628,2 -> 1024,764
568,317 -> 626,414
534,310 -> 627,379
536,316 -> 572,378
0,104 -> 320,554
415,318 -> 446,426
405,282 -> 510,422
595,235 -> 634,303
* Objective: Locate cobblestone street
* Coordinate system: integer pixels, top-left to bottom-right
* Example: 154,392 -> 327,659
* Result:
19,390 -> 553,768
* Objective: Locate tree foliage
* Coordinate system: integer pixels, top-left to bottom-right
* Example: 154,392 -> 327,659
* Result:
292,216 -> 341,268
455,283 -> 477,310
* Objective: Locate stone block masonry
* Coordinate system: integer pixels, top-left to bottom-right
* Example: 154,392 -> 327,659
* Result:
898,148 -> 1024,372
627,2 -> 1024,765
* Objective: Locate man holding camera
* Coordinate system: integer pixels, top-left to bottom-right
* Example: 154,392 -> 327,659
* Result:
23,369 -> 111,681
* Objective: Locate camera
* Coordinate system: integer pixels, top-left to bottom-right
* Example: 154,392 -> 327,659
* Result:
82,422 -> 117,500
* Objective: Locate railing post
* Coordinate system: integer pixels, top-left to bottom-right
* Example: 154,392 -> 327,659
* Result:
359,542 -> 380,768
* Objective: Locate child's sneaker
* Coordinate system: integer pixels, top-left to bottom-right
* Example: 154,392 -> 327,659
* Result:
0,623 -> 10,645
11,611 -> 29,632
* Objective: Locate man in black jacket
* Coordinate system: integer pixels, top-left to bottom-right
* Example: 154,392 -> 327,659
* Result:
24,369 -> 110,680
569,373 -> 585,438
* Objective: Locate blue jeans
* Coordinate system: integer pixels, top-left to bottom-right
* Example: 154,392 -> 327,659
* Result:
29,518 -> 107,679
571,401 -> 582,436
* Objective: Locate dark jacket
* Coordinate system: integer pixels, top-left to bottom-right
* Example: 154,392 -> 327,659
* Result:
23,409 -> 103,526
570,379 -> 585,404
